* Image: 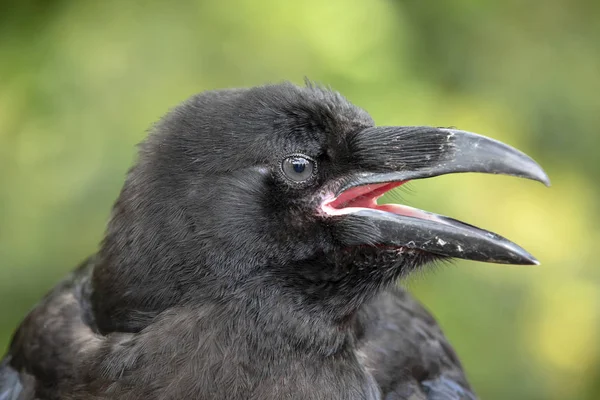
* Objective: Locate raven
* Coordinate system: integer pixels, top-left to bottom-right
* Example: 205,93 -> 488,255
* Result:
0,82 -> 549,400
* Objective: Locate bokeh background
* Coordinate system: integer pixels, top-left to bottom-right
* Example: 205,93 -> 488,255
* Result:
1,1 -> 598,399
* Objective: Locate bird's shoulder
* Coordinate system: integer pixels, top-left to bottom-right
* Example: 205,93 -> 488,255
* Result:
2,264 -> 474,400
356,286 -> 477,400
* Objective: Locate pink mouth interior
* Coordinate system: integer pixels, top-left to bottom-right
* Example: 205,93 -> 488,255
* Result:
327,182 -> 406,209
321,180 -> 439,222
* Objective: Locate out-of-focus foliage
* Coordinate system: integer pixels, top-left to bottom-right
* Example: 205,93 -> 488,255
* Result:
1,0 -> 598,399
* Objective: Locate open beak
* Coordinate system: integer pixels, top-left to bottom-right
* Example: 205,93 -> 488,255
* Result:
323,126 -> 550,265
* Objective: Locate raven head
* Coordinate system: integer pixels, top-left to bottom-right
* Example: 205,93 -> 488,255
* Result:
94,82 -> 549,328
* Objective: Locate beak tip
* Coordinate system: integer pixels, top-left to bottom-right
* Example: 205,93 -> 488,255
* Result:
520,155 -> 550,187
515,251 -> 540,266
536,170 -> 551,187
521,255 -> 541,266
495,243 -> 541,266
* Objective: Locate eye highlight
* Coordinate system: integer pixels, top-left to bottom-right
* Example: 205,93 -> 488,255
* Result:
281,155 -> 316,183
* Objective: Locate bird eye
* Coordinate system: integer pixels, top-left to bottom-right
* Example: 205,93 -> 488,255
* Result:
281,155 -> 316,183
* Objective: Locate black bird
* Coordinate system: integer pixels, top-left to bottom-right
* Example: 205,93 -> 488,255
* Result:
0,82 -> 549,400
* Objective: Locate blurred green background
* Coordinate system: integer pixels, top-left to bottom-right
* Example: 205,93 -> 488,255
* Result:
1,0 -> 598,399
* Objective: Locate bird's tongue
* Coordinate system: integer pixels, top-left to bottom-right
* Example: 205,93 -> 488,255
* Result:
328,181 -> 407,209
322,181 -> 453,223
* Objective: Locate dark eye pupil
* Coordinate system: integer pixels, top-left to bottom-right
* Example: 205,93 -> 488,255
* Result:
282,155 -> 315,183
292,161 -> 306,174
